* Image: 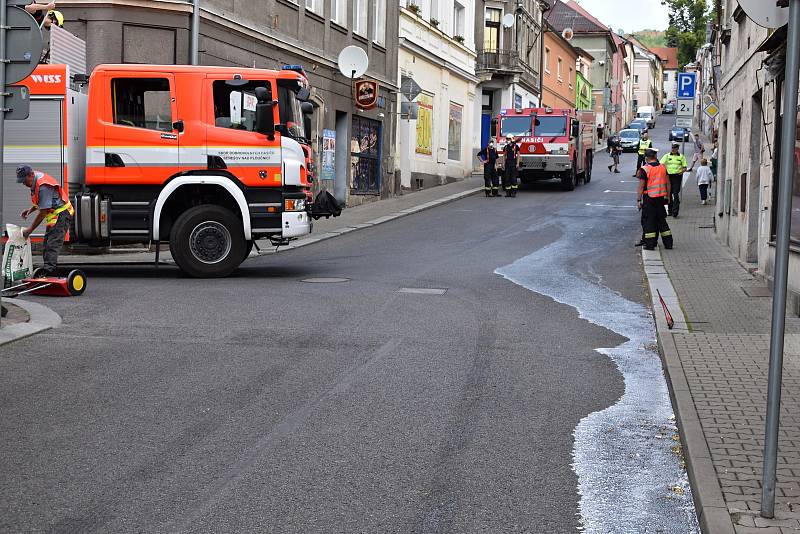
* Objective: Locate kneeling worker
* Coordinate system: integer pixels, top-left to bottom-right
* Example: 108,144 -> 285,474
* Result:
637,149 -> 673,250
17,164 -> 74,276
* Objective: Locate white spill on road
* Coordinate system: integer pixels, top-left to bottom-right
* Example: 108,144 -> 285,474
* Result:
496,219 -> 699,534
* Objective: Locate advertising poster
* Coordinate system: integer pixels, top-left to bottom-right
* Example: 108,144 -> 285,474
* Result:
416,93 -> 433,155
322,129 -> 336,182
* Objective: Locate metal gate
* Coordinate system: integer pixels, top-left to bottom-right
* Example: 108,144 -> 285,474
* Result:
3,98 -> 64,237
350,116 -> 381,195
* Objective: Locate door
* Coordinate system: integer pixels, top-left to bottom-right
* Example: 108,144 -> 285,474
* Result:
350,116 -> 381,195
3,98 -> 64,237
481,113 -> 491,150
101,74 -> 179,185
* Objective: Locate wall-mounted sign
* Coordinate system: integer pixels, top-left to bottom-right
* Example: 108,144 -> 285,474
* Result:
355,80 -> 378,110
322,129 -> 336,181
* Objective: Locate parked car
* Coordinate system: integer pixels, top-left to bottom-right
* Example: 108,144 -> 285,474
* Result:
627,119 -> 648,133
618,129 -> 641,152
669,126 -> 690,142
637,105 -> 657,129
663,103 -> 675,114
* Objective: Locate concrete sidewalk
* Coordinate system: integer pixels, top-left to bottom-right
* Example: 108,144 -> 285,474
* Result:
61,177 -> 483,265
643,180 -> 800,533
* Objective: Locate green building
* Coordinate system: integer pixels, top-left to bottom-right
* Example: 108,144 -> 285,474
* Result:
576,72 -> 593,110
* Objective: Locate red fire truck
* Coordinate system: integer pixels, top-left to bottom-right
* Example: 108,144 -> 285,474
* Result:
496,107 -> 596,191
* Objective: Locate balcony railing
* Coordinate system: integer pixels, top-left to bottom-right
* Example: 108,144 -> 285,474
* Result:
477,48 -> 539,86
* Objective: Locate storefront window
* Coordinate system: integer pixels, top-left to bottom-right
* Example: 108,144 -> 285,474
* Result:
448,102 -> 462,161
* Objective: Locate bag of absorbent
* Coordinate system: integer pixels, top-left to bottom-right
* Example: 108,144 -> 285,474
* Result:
311,190 -> 343,219
2,224 -> 33,288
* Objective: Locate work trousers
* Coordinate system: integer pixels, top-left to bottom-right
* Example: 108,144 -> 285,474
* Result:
483,164 -> 500,196
641,196 -> 673,250
668,173 -> 682,216
41,210 -> 72,275
503,163 -> 519,196
636,154 -> 645,174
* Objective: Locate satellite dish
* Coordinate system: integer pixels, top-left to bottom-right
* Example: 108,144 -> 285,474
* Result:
502,13 -> 515,29
337,46 -> 369,79
562,27 -> 574,41
737,0 -> 789,29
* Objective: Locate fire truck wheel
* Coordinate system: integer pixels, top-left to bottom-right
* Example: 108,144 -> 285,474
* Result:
170,205 -> 246,278
243,241 -> 255,261
561,162 -> 577,191
67,269 -> 87,296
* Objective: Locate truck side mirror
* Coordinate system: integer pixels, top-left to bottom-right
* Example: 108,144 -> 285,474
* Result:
297,87 -> 311,102
571,120 -> 579,138
254,87 -> 275,138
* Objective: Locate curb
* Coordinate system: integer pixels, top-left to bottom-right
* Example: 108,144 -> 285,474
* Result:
0,299 -> 62,347
642,247 -> 736,534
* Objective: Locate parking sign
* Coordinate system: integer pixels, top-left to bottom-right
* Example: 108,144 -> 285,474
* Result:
677,72 -> 697,99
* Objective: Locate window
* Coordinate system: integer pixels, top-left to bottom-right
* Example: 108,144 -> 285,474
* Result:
534,116 -> 567,136
634,74 -> 639,84
448,102 -> 462,160
212,79 -> 273,133
500,116 -> 532,136
112,78 -> 172,132
544,48 -> 551,73
484,8 -> 501,50
305,0 -> 322,14
569,67 -> 573,87
332,0 -> 347,25
373,0 -> 386,46
453,1 -> 465,39
663,72 -> 669,81
557,57 -> 563,80
353,0 -> 366,35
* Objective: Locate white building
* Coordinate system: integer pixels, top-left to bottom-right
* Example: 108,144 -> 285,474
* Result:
651,47 -> 679,104
628,38 -> 663,110
397,0 -> 479,190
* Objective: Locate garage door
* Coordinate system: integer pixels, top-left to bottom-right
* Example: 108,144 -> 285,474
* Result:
3,98 -> 64,237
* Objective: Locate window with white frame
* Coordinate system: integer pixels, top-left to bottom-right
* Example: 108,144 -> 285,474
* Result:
305,0 -> 322,14
557,57 -> 562,80
354,0 -> 367,35
453,1 -> 465,39
332,0 -> 347,25
544,47 -> 551,72
373,0 -> 386,46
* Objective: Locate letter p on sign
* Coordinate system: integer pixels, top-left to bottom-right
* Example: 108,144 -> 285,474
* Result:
677,72 -> 697,99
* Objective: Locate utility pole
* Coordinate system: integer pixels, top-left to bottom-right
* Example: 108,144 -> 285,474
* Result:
761,0 -> 800,519
0,0 -> 8,325
190,0 -> 200,65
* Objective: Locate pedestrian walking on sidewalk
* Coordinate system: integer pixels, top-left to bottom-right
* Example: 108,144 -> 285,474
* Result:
660,143 -> 688,218
502,134 -> 520,198
477,140 -> 500,197
710,141 -> 718,180
16,164 -> 74,276
635,131 -> 652,176
696,158 -> 713,205
607,134 -> 622,173
637,149 -> 673,251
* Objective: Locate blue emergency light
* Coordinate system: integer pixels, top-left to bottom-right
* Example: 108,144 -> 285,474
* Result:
282,65 -> 308,77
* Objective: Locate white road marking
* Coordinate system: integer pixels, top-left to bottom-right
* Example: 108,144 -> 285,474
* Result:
603,189 -> 637,194
585,203 -> 637,209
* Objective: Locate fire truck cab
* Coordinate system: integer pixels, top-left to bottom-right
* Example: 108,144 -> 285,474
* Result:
6,64 -> 318,277
496,107 -> 596,191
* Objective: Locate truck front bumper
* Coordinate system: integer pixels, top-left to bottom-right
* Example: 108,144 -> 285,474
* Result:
282,211 -> 312,238
519,154 -> 571,172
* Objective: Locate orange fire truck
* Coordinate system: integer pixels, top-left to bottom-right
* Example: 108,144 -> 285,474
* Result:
496,107 -> 596,191
6,63 -> 319,277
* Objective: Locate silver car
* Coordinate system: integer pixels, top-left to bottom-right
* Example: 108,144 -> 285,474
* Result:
618,129 -> 641,152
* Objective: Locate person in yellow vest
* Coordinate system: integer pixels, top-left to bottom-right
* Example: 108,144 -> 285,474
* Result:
17,164 -> 75,276
635,130 -> 653,176
637,149 -> 673,250
660,142 -> 688,217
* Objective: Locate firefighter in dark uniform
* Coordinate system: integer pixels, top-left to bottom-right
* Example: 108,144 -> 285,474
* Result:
635,130 -> 653,176
637,149 -> 673,250
503,134 -> 520,198
477,139 -> 500,197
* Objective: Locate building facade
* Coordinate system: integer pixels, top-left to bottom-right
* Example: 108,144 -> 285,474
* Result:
541,22 -> 579,110
651,47 -> 679,104
576,53 -> 594,110
474,0 -> 544,148
58,0 -> 399,207
628,38 -> 663,111
397,0 -> 478,189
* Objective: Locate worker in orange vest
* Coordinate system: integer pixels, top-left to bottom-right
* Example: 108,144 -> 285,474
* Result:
17,164 -> 75,276
636,149 -> 673,250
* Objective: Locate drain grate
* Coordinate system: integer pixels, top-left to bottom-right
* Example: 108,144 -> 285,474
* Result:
398,288 -> 447,295
300,277 -> 350,283
742,285 -> 771,297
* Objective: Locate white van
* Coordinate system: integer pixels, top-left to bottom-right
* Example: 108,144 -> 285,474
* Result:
637,106 -> 656,129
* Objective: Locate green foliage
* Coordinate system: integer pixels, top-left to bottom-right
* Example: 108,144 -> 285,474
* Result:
662,0 -> 711,68
632,30 -> 668,49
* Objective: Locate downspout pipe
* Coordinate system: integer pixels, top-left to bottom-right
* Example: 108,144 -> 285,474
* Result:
190,0 -> 200,65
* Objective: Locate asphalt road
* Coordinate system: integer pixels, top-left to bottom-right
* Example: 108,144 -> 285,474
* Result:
0,121 -> 696,533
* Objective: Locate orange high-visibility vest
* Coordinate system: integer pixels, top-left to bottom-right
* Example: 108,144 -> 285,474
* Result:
643,163 -> 669,198
31,172 -> 74,228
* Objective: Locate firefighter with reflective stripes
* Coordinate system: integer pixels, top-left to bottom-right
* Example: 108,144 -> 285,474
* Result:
477,140 -> 500,197
660,142 -> 688,217
637,149 -> 673,250
635,131 -> 652,176
17,164 -> 75,276
503,134 -> 520,198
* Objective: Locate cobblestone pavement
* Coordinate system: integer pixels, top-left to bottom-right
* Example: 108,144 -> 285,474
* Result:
659,179 -> 800,532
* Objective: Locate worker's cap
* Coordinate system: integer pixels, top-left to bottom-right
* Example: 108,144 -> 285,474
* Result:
644,148 -> 659,158
506,133 -> 514,140
671,142 -> 680,148
47,10 -> 64,27
15,164 -> 33,183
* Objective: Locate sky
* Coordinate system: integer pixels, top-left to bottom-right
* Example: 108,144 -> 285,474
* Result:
571,0 -> 671,33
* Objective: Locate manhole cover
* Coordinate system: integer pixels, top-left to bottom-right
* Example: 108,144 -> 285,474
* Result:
398,288 -> 447,295
742,286 -> 771,297
300,277 -> 350,283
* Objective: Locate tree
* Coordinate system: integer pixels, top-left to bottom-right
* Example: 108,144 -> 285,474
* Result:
661,0 -> 710,68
